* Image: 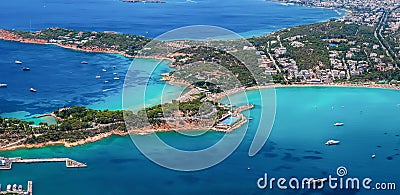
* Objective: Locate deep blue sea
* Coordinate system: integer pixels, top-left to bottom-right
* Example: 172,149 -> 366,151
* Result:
0,0 -> 341,38
2,0 -> 399,195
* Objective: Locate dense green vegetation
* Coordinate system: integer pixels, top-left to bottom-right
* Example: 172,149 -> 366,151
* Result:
193,81 -> 222,93
172,46 -> 257,87
0,106 -> 126,145
124,98 -> 229,127
13,28 -> 150,56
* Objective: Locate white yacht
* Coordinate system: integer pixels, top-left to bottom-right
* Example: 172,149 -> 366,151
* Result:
102,69 -> 107,72
114,77 -> 120,80
334,122 -> 344,126
96,75 -> 101,79
0,83 -> 7,88
30,88 -> 37,92
15,60 -> 23,64
325,140 -> 340,145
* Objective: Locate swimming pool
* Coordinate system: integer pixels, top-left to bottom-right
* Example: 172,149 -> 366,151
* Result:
222,117 -> 239,125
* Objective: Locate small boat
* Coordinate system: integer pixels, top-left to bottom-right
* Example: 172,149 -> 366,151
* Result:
102,69 -> 107,72
325,140 -> 340,146
104,80 -> 109,83
22,67 -> 31,71
371,154 -> 376,158
248,118 -> 253,120
81,61 -> 88,64
30,88 -> 37,92
114,77 -> 120,80
113,73 -> 117,75
113,66 -> 117,69
15,60 -> 23,64
95,75 -> 101,79
334,122 -> 344,126
0,83 -> 7,88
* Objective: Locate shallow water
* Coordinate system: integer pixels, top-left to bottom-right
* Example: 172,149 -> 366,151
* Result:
0,87 -> 399,194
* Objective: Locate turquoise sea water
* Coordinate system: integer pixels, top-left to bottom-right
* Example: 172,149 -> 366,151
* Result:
0,87 -> 399,194
1,0 -> 397,194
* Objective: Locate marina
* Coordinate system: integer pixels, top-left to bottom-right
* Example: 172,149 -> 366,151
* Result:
0,157 -> 87,170
0,181 -> 32,195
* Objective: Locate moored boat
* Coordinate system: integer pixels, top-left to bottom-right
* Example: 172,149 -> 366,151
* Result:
81,61 -> 88,64
114,77 -> 120,80
22,67 -> 31,71
0,83 -> 7,88
15,60 -> 23,64
30,88 -> 37,92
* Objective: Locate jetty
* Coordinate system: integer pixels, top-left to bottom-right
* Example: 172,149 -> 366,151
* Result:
0,157 -> 87,170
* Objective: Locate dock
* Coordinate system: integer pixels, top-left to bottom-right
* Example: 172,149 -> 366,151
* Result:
0,157 -> 87,170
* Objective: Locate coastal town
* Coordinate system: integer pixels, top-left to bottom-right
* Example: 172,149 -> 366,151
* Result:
266,0 -> 400,84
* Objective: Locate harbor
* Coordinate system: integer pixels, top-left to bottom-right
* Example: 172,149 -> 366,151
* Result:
0,157 -> 87,170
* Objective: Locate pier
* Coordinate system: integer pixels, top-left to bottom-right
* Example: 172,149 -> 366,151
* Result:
0,157 -> 87,170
